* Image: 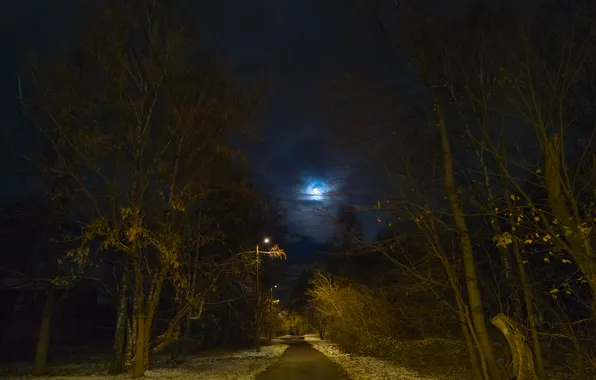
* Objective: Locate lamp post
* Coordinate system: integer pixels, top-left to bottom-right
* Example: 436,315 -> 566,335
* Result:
255,238 -> 270,353
269,285 -> 277,340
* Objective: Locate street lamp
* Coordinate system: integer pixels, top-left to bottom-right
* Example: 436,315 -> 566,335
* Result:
268,285 -> 278,340
254,238 -> 270,353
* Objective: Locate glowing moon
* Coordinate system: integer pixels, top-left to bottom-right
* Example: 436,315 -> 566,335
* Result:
302,178 -> 332,202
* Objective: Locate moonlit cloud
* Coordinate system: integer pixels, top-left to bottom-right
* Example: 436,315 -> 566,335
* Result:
277,168 -> 349,243
300,177 -> 332,202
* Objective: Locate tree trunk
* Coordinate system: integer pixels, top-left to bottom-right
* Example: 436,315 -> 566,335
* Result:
544,135 -> 596,313
490,141 -> 545,378
143,328 -> 150,373
501,248 -> 522,318
476,140 -> 522,320
133,312 -> 146,378
127,279 -> 137,364
170,306 -> 182,361
181,311 -> 192,356
133,260 -> 146,378
180,206 -> 202,357
457,304 -> 484,380
143,270 -> 166,371
426,221 -> 485,379
512,237 -> 545,378
33,283 -> 56,376
109,263 -> 129,375
127,314 -> 135,364
570,330 -> 585,379
491,314 -> 537,380
319,326 -> 325,340
435,103 -> 500,379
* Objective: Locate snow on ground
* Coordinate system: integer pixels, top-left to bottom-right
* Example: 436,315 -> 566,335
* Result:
17,344 -> 288,380
309,338 -> 439,380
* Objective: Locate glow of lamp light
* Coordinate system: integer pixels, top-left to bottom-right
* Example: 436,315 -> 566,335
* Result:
263,238 -> 270,244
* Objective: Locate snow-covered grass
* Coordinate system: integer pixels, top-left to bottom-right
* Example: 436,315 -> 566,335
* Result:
309,337 -> 455,380
309,336 -> 596,380
13,344 -> 288,380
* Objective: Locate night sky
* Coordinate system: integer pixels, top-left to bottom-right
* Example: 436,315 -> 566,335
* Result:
196,0 -> 392,246
1,0 -> 394,257
1,1 -> 85,196
1,0 -> 563,313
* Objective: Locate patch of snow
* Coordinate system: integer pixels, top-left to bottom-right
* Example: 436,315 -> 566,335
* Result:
19,344 -> 288,380
310,340 -> 439,380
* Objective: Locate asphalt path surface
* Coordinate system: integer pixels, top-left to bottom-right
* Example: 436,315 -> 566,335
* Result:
257,341 -> 350,380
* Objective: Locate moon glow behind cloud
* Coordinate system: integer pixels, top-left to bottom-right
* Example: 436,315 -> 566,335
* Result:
304,180 -> 328,202
274,172 -> 348,243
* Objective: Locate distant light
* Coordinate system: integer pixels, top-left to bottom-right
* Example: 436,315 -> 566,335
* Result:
263,238 -> 270,244
274,285 -> 278,288
312,188 -> 321,195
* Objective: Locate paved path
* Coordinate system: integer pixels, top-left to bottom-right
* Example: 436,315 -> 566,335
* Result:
257,341 -> 350,380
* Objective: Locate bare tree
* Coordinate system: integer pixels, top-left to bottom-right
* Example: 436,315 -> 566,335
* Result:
22,0 -> 261,376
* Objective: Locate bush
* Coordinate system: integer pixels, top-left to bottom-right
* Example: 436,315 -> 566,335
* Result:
308,271 -> 394,356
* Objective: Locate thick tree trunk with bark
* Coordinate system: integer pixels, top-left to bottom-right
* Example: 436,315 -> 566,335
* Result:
427,221 -> 484,379
109,263 -> 129,375
133,311 -> 146,378
33,283 -> 56,376
435,103 -> 500,379
142,270 -> 166,370
457,304 -> 483,380
491,314 -> 537,380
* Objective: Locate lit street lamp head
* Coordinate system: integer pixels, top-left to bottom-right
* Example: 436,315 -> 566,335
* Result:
263,238 -> 270,244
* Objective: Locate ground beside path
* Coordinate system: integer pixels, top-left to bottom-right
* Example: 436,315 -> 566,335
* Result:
9,344 -> 288,379
256,341 -> 351,380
